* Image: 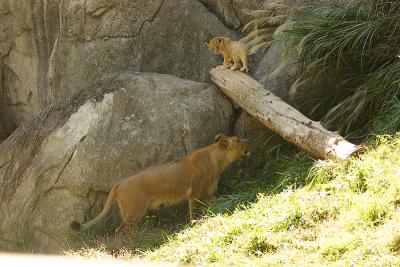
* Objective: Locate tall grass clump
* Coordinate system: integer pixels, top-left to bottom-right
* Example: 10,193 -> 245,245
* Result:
246,0 -> 400,137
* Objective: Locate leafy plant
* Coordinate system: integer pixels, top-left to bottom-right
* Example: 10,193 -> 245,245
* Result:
246,0 -> 400,137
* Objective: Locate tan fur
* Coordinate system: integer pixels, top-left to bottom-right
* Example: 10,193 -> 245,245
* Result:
71,134 -> 250,234
206,37 -> 249,73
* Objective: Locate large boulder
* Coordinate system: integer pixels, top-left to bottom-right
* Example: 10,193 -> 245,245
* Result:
0,0 -> 238,140
0,72 -> 233,252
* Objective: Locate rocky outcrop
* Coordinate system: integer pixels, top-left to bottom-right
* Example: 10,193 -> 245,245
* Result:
0,72 -> 232,252
0,0 -> 238,140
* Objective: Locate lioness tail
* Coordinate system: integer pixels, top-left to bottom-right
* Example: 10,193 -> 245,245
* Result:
70,184 -> 118,231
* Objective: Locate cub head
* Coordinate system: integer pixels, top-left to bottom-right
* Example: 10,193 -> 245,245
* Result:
206,37 -> 227,54
215,134 -> 250,159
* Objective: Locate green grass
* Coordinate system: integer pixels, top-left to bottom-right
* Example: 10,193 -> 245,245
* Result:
372,99 -> 400,135
66,134 -> 400,266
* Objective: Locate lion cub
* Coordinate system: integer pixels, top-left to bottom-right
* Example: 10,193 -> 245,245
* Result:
71,134 -> 250,235
207,37 -> 249,73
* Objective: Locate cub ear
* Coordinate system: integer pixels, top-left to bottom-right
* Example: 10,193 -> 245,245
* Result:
215,133 -> 226,142
219,37 -> 227,49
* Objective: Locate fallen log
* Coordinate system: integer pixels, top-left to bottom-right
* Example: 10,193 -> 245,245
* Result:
210,67 -> 358,160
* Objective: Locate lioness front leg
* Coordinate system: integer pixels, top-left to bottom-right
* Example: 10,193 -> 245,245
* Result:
188,198 -> 198,222
206,195 -> 217,203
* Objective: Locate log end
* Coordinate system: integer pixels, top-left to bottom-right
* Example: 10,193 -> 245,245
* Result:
327,137 -> 359,160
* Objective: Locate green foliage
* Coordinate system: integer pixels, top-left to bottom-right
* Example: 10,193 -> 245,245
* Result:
246,0 -> 400,137
389,235 -> 400,254
320,236 -> 357,261
271,207 -> 304,232
353,195 -> 389,226
272,152 -> 313,192
245,234 -> 277,256
372,99 -> 400,135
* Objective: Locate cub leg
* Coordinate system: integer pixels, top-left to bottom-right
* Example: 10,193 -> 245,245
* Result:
221,54 -> 231,69
230,58 -> 241,71
240,53 -> 249,74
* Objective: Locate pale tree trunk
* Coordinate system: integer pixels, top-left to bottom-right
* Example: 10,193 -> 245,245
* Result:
210,67 -> 358,160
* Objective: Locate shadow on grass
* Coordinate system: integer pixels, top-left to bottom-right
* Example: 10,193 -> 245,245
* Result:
65,203 -> 190,255
207,144 -> 315,215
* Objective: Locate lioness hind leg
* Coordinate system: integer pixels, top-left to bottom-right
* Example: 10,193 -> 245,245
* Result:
115,223 -> 129,236
114,194 -> 148,235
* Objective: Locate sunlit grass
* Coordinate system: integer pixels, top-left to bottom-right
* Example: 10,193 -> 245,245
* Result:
142,134 -> 400,266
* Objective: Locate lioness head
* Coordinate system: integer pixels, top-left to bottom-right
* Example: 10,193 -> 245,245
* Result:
206,37 -> 227,54
215,134 -> 250,159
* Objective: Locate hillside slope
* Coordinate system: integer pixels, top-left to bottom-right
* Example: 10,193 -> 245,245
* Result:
67,134 -> 400,266
146,135 -> 400,266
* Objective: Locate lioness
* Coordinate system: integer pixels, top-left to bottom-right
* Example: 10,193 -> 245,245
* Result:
206,37 -> 249,73
71,134 -> 250,234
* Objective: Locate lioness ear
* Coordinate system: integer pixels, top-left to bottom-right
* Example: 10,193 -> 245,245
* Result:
215,133 -> 226,142
218,138 -> 232,150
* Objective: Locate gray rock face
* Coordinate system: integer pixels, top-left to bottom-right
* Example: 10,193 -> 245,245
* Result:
254,41 -> 297,103
199,0 -> 273,29
0,72 -> 232,252
0,0 -> 238,139
200,0 -> 351,29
